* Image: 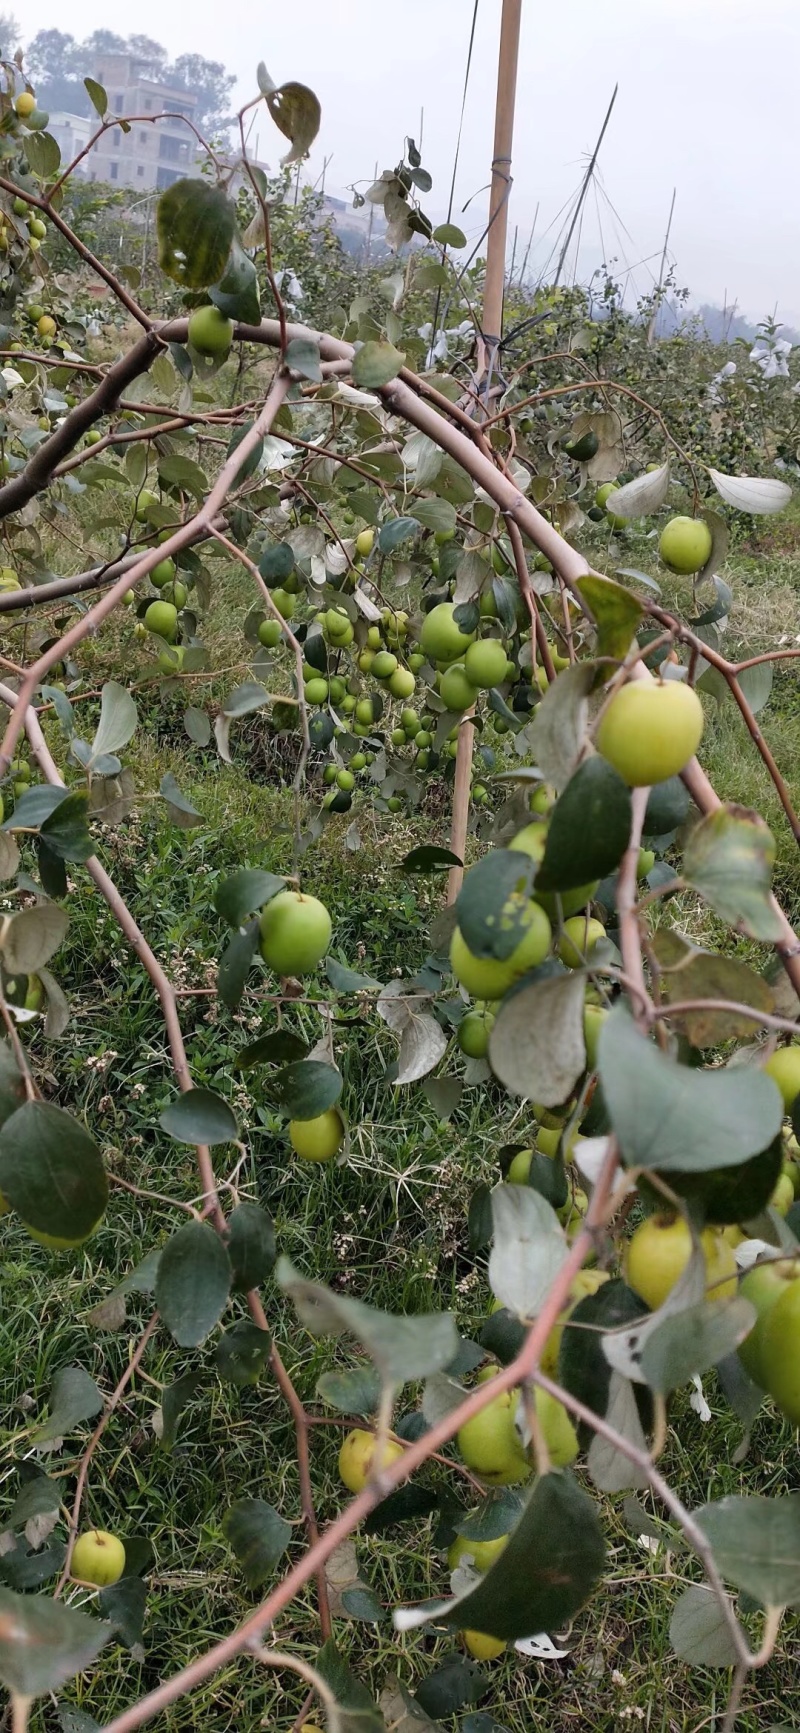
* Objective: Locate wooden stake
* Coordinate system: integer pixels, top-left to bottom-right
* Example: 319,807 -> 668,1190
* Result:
447,0 -> 522,905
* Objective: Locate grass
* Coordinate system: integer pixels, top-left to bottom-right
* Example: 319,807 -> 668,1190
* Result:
2,448 -> 800,1731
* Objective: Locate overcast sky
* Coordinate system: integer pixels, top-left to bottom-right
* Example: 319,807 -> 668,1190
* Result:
21,0 -> 800,323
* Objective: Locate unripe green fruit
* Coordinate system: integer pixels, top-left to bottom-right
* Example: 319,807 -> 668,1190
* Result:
144,601 -> 178,641
464,637 -> 509,689
448,1531 -> 508,1572
358,649 -> 375,674
323,764 -> 337,785
387,796 -> 403,812
188,304 -> 234,358
450,898 -> 551,999
289,1110 -> 343,1162
372,650 -> 398,679
350,751 -> 366,771
355,698 -> 374,725
625,1214 -> 737,1311
336,768 -> 355,792
304,678 -> 329,706
157,646 -> 184,675
163,581 -> 188,609
420,602 -> 475,664
659,516 -> 712,575
150,557 -> 176,588
558,917 -> 606,968
366,626 -> 382,650
259,889 -> 332,976
135,488 -> 157,522
457,1009 -> 495,1058
355,528 -> 374,558
28,217 -> 47,240
738,1259 -> 800,1386
763,1045 -> 800,1109
583,1003 -> 608,1069
388,666 -> 416,700
596,680 -> 704,786
440,662 -> 478,713
271,589 -> 296,619
258,619 -> 282,647
391,727 -> 406,747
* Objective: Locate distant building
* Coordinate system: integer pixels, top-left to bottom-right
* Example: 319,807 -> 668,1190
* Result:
83,54 -> 201,192
48,111 -> 93,172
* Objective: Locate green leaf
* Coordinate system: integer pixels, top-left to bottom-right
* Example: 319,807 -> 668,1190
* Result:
158,1371 -> 203,1450
213,1319 -> 271,1385
209,239 -> 261,325
155,1221 -> 232,1348
273,1059 -> 342,1118
669,1583 -> 741,1667
222,681 -> 271,718
528,663 -> 596,789
159,772 -> 203,828
576,574 -> 644,659
433,223 -> 467,248
0,1587 -> 109,1696
378,517 -> 419,553
7,1472 -> 62,1529
314,1639 -> 384,1733
489,969 -> 586,1108
455,1489 -> 526,1544
265,81 -> 321,165
2,786 -> 69,831
277,1258 -> 459,1386
364,1485 -> 440,1536
1,903 -> 68,974
0,1539 -> 66,1592
640,1297 -> 756,1394
83,77 -> 108,117
33,1366 -> 103,1442
23,131 -> 61,178
225,1202 -> 277,1290
0,1042 -> 25,1130
159,1088 -> 237,1146
40,792 -> 93,863
536,759 -> 632,891
326,958 -> 382,993
217,921 -> 259,1008
259,541 -> 294,583
184,706 -> 211,746
341,1586 -> 385,1623
97,1578 -> 146,1653
488,1183 -> 568,1316
352,341 -> 406,389
397,1472 -> 604,1642
598,1003 -> 783,1172
215,868 -> 283,926
222,1499 -> 292,1589
234,1030 -> 308,1069
400,846 -> 463,874
157,178 -> 236,289
682,807 -> 783,941
316,1366 -> 382,1415
0,1102 -> 107,1243
558,1280 -> 650,1425
647,1136 -> 783,1227
89,683 -> 137,763
58,1706 -> 102,1732
653,929 -> 776,1047
455,848 -> 533,960
695,1495 -> 800,1607
409,498 -> 457,536
285,337 -> 322,382
157,454 -> 209,498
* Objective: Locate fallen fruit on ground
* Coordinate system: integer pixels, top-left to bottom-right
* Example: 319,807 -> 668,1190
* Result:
71,1529 -> 126,1587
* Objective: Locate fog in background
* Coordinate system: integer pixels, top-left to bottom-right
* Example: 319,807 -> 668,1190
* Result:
19,0 -> 799,325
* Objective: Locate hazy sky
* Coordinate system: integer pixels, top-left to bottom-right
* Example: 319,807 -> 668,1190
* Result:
21,0 -> 800,323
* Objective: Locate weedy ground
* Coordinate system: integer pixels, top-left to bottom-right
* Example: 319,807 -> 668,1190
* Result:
1,485 -> 799,1730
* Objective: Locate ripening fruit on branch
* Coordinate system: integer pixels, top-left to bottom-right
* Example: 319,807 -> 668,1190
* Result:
624,1213 -> 737,1311
143,601 -> 178,642
757,1275 -> 800,1423
457,1008 -> 495,1058
596,679 -> 704,786
289,1110 -> 343,1162
150,557 -> 176,588
439,662 -> 478,713
187,304 -> 234,358
258,619 -> 282,647
464,637 -> 509,689
557,917 -> 606,968
448,1530 -> 509,1572
450,897 -> 551,999
659,516 -> 712,574
355,528 -> 374,558
420,602 -> 475,664
738,1258 -> 800,1386
71,1529 -> 126,1587
338,1428 -> 404,1492
762,1044 -> 800,1110
15,92 -> 37,119
462,1630 -> 507,1661
258,889 -> 332,976
456,1387 -> 530,1485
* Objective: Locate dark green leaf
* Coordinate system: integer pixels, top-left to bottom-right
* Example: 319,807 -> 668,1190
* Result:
416,1659 -> 484,1718
84,77 -> 107,116
22,131 -> 61,177
157,178 -> 236,289
643,775 -> 690,836
159,1086 -> 237,1146
259,542 -> 294,583
209,239 -> 261,324
378,517 -> 419,553
159,772 -> 203,828
479,1307 -> 527,1364
683,807 -> 783,940
598,1004 -> 783,1172
341,1585 -> 385,1623
536,759 -> 632,891
400,846 -> 462,874
235,1030 -> 308,1069
559,1280 -> 650,1425
155,1221 -> 232,1348
455,1489 -> 526,1544
402,1472 -> 604,1642
0,1043 -> 25,1130
326,957 -> 382,992
653,929 -> 776,1047
157,455 -> 208,499
184,706 -> 212,746
225,1202 -> 276,1290
695,1495 -> 800,1607
39,792 -> 93,863
213,1319 -> 271,1385
364,1485 -> 440,1535
273,1059 -> 342,1118
314,1639 -> 383,1733
33,1366 -> 102,1443
644,1135 -> 783,1226
576,574 -> 644,660
0,1102 -> 107,1243
215,868 -> 284,926
159,1371 -> 203,1450
7,1473 -> 62,1530
222,682 -> 271,718
97,1578 -> 146,1652
0,1539 -> 66,1591
217,921 -> 259,1008
409,499 -> 457,536
278,1258 -> 459,1385
2,786 -> 68,831
669,1583 -> 740,1667
455,849 -> 533,960
223,1499 -> 292,1589
316,1365 -> 382,1415
0,1587 -> 109,1696
225,419 -> 264,481
2,903 -> 68,974
467,1183 -> 493,1253
285,337 -> 322,382
265,80 -> 321,164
